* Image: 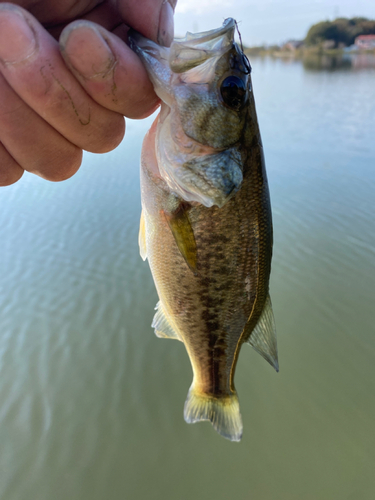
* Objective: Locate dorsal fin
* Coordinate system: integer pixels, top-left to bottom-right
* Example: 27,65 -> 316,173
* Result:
138,210 -> 147,261
152,302 -> 182,341
245,295 -> 279,372
163,203 -> 197,272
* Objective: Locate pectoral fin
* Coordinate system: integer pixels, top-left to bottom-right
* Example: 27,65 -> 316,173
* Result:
163,204 -> 197,272
152,302 -> 181,341
138,210 -> 147,261
245,295 -> 279,372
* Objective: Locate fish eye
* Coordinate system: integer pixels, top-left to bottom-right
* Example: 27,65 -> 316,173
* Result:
220,76 -> 247,111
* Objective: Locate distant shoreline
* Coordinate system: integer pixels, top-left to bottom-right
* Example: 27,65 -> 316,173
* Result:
243,45 -> 375,71
244,46 -> 375,59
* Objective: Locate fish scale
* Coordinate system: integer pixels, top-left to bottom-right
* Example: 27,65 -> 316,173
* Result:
131,18 -> 278,442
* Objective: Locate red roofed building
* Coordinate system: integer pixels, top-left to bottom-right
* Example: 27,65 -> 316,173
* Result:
355,34 -> 375,49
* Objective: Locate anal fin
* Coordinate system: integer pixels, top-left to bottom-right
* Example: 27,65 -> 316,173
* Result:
138,209 -> 147,261
245,294 -> 279,372
152,302 -> 181,341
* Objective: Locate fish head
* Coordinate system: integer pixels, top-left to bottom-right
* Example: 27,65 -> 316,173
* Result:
168,18 -> 251,149
130,19 -> 254,207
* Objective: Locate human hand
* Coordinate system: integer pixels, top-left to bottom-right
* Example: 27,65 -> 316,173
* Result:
0,1 -> 176,186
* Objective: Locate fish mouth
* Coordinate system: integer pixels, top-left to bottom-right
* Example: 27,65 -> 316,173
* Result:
169,18 -> 236,73
128,18 -> 236,82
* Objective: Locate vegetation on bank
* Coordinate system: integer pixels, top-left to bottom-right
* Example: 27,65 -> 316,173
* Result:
305,17 -> 375,47
245,17 -> 375,58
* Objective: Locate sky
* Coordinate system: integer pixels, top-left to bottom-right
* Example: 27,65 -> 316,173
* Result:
174,0 -> 375,46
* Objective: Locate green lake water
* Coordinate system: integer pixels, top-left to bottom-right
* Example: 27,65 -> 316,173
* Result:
0,54 -> 374,500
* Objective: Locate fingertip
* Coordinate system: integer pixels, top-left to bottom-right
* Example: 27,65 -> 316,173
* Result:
0,4 -> 38,66
60,20 -> 116,80
87,114 -> 125,154
157,0 -> 174,47
128,99 -> 160,120
0,166 -> 24,186
0,143 -> 24,186
31,145 -> 83,182
117,0 -> 176,45
51,147 -> 83,182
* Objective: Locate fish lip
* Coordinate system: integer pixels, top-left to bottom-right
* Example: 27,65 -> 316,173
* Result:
169,18 -> 237,74
129,18 -> 236,50
128,29 -> 162,60
173,17 -> 236,45
129,18 -> 237,74
127,28 -> 137,52
128,29 -> 173,104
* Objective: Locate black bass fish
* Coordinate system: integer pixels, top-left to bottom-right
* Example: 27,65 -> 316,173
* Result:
130,18 -> 278,442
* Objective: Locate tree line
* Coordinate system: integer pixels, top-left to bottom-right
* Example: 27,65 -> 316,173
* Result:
305,18 -> 375,47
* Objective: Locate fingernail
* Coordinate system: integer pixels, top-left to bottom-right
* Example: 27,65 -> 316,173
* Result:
60,23 -> 116,79
158,1 -> 174,47
0,7 -> 37,65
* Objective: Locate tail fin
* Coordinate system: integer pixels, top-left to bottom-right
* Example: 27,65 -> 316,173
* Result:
184,385 -> 243,442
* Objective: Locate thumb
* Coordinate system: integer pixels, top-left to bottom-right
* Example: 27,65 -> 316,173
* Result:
117,0 -> 176,47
